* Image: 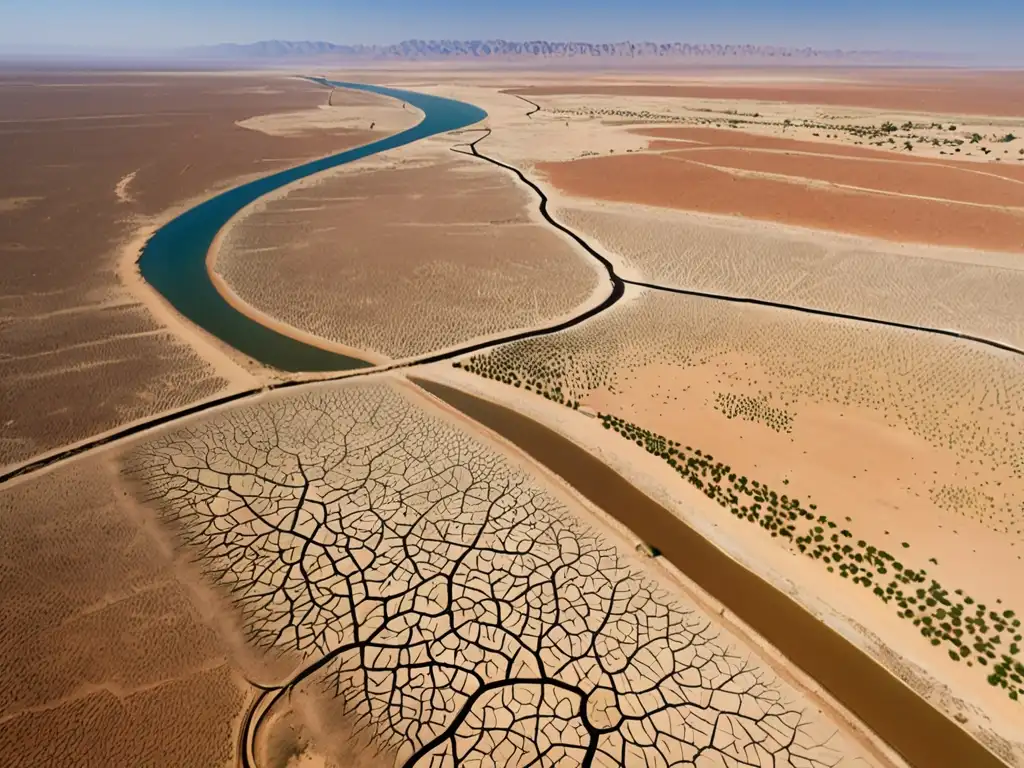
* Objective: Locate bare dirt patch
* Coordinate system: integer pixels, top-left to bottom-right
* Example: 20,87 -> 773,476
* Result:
637,126 -> 902,158
536,152 -> 1024,251
215,153 -> 601,360
510,77 -> 1024,170
666,147 -> 1024,207
239,85 -> 421,137
637,127 -> 1024,181
0,196 -> 40,213
0,457 -> 247,767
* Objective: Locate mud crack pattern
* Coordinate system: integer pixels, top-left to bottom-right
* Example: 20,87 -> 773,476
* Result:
126,382 -> 847,767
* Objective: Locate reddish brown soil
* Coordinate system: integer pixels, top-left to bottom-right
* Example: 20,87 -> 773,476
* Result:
638,127 -> 913,159
636,127 -> 1024,181
0,72 -> 377,466
510,70 -> 1024,117
665,148 -> 1024,207
537,153 -> 1024,251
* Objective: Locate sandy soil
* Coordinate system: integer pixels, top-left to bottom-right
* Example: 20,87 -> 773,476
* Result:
553,199 -> 1024,350
206,77 -> 1024,757
0,457 -> 248,767
239,85 -> 423,137
214,150 -> 602,360
535,152 -> 1024,251
0,72 -> 402,468
123,376 -> 890,768
509,69 -> 1024,117
453,286 -> 1024,761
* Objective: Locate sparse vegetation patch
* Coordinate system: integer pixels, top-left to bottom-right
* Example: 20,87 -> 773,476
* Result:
456,321 -> 1024,701
715,392 -> 794,433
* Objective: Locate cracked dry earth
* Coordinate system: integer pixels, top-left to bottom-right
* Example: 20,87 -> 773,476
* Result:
125,381 -> 870,768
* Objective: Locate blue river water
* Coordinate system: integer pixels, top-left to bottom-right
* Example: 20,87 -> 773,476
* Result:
138,79 -> 487,372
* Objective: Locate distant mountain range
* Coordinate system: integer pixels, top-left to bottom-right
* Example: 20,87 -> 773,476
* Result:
179,39 -> 958,64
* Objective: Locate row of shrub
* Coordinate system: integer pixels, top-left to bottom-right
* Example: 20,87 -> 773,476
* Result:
455,356 -> 1023,700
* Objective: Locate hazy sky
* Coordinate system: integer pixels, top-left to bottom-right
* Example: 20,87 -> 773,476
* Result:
0,0 -> 1020,56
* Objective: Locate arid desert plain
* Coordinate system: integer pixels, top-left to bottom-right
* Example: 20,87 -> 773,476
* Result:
2,65 -> 1023,768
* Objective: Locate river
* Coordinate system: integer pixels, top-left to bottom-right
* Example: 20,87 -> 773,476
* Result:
137,79 -> 487,372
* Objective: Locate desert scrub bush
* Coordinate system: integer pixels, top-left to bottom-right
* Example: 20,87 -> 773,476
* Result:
455,357 -> 1024,701
715,392 -> 794,433
456,332 -> 617,406
596,411 -> 1024,701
